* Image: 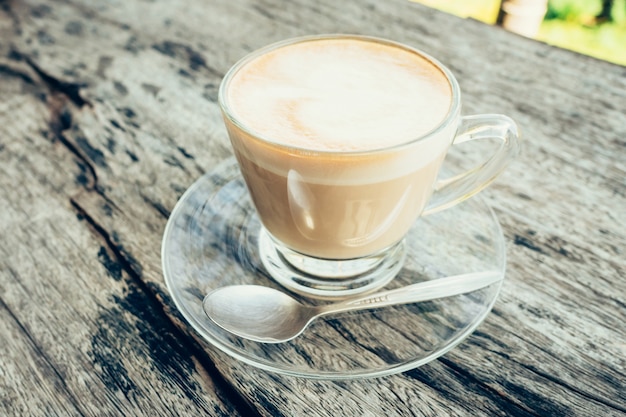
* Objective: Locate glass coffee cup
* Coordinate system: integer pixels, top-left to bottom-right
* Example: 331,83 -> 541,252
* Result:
219,34 -> 519,299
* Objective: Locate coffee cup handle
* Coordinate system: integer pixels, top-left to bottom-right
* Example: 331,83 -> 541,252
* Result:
422,114 -> 520,215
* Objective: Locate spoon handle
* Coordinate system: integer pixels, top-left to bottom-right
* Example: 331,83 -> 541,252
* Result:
319,270 -> 503,315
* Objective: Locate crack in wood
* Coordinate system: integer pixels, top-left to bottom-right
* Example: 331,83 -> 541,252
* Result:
47,108 -> 122,211
10,49 -> 125,213
516,360 -> 626,414
22,55 -> 90,108
4,50 -> 180,226
0,62 -> 36,85
504,329 -> 626,414
70,198 -> 142,280
427,357 -> 550,417
0,295 -> 88,417
140,194 -> 171,219
473,327 -> 626,414
68,198 -> 262,417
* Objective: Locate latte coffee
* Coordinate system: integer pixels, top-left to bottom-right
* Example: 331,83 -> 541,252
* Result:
221,36 -> 457,260
218,35 -> 519,297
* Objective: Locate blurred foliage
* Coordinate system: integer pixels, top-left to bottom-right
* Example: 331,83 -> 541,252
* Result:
545,0 -> 626,23
539,0 -> 626,65
537,19 -> 626,64
413,0 -> 626,66
546,0 -> 603,20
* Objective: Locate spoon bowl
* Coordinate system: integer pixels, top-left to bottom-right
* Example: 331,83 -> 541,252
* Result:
203,270 -> 502,343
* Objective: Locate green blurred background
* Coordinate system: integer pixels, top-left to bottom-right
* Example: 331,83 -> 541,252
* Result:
415,0 -> 626,65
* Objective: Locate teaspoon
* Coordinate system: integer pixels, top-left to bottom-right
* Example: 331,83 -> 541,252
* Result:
203,270 -> 502,343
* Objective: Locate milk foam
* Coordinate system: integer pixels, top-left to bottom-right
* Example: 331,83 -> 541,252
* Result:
226,38 -> 452,151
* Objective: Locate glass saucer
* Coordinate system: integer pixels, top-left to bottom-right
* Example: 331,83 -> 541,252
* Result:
162,158 -> 506,379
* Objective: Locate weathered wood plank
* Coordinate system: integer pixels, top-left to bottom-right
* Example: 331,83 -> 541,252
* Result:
2,0 -> 625,416
0,38 -> 248,417
0,300 -> 84,417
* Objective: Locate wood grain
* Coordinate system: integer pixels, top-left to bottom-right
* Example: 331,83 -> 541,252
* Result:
0,9 -> 249,417
1,0 -> 624,416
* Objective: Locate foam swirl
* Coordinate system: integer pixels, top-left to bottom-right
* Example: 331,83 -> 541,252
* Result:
226,38 -> 452,151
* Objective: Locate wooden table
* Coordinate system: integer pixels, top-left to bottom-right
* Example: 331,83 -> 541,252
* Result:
1,0 -> 624,415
